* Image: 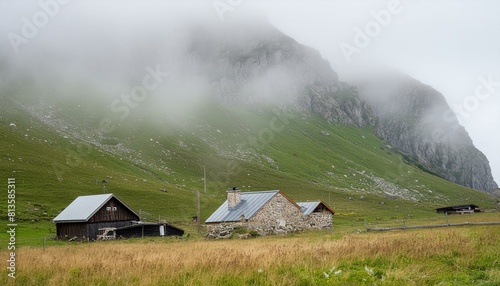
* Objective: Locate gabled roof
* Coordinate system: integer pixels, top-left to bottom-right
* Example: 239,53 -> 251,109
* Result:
297,201 -> 335,215
206,190 -> 289,223
53,193 -> 139,223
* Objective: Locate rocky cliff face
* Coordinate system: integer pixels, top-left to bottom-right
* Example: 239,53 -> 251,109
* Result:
354,73 -> 498,193
183,21 -> 497,193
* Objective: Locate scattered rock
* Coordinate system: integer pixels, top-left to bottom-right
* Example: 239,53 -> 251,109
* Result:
365,266 -> 374,276
238,233 -> 251,239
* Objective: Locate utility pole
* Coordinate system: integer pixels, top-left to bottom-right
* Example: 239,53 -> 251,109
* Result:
197,164 -> 205,236
203,165 -> 206,193
197,190 -> 201,235
102,180 -> 108,193
329,192 -> 333,236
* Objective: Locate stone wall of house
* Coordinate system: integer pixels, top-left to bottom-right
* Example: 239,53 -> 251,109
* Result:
246,193 -> 307,236
205,223 -> 237,239
304,212 -> 332,229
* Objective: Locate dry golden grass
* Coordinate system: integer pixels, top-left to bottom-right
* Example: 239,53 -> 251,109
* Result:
2,225 -> 500,285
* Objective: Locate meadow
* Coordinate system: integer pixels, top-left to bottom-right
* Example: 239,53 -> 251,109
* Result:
2,214 -> 499,286
2,95 -> 500,285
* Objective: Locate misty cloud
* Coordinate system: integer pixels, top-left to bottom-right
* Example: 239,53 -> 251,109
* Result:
1,0 -> 498,183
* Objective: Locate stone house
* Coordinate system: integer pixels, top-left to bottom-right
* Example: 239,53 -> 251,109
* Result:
205,188 -> 334,238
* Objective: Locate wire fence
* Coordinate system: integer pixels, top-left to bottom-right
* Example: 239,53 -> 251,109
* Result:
366,221 -> 500,232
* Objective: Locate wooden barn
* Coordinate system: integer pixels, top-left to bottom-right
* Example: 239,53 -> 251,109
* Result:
436,204 -> 479,214
53,193 -> 140,240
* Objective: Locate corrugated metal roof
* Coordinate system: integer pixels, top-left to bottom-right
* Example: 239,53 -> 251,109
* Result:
53,193 -> 117,223
205,190 -> 279,223
297,202 -> 321,215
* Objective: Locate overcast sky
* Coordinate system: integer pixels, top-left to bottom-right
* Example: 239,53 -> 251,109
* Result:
1,0 -> 499,184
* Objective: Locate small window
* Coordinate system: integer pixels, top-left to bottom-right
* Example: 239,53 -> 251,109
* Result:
106,207 -> 111,211
112,207 -> 117,211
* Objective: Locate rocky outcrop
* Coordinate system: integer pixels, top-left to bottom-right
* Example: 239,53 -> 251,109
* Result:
186,21 -> 496,193
355,73 -> 498,193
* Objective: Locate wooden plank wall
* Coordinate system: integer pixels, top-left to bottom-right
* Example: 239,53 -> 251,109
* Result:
56,223 -> 87,239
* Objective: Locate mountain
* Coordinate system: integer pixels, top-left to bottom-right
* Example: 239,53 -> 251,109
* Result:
181,20 -> 497,193
0,14 -> 497,231
354,73 -> 498,193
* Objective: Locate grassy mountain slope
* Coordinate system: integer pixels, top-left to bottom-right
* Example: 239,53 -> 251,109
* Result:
0,95 -> 496,244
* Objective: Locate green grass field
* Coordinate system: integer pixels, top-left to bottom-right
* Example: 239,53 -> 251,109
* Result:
1,220 -> 499,285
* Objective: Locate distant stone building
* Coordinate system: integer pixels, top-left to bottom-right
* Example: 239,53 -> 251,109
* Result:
205,188 -> 334,238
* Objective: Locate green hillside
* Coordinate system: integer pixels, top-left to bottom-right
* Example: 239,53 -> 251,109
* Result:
0,96 -> 496,245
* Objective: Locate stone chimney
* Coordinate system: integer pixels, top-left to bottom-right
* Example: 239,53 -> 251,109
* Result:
227,187 -> 241,210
